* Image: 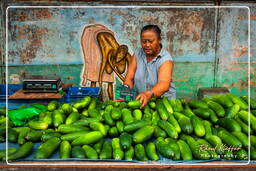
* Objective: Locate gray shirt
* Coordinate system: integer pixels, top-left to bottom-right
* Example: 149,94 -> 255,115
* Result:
134,48 -> 176,99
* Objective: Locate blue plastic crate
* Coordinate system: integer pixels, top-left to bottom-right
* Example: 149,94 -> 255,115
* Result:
0,84 -> 22,99
65,87 -> 101,103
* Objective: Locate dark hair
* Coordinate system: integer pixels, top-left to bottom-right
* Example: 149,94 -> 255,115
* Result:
141,25 -> 161,40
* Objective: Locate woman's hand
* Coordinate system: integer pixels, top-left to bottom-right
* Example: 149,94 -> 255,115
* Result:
136,90 -> 152,109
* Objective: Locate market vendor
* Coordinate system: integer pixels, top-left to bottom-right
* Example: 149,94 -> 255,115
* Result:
124,25 -> 176,108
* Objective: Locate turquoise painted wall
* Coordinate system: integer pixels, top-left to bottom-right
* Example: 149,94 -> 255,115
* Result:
2,3 -> 255,100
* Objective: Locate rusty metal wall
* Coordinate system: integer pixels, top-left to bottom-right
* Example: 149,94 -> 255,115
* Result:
1,1 -> 254,99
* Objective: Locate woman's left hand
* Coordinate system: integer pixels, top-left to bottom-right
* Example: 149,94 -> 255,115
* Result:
136,90 -> 152,109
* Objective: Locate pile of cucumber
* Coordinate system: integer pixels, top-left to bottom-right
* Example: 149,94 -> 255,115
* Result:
1,93 -> 256,162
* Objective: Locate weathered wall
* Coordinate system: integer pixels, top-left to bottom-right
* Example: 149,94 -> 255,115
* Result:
1,1 -> 255,100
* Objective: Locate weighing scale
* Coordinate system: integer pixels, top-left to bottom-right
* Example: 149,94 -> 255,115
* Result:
22,75 -> 62,93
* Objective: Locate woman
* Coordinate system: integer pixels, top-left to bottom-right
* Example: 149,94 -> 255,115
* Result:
124,25 -> 176,108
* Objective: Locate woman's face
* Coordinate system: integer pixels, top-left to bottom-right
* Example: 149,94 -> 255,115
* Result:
141,30 -> 161,57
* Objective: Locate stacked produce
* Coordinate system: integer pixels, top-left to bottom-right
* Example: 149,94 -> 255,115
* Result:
1,93 -> 256,162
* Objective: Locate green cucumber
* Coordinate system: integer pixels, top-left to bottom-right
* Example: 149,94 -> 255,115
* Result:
177,140 -> 192,160
157,120 -> 178,139
59,140 -> 71,159
134,144 -> 148,161
60,131 -> 89,142
120,132 -> 132,151
99,141 -> 112,159
65,112 -> 80,125
71,146 -> 85,158
225,104 -> 240,119
71,131 -> 103,146
57,124 -> 89,134
6,142 -> 34,160
133,126 -> 154,144
121,108 -> 134,125
124,120 -> 151,132
133,109 -> 142,121
82,145 -> 98,159
125,146 -> 134,160
35,137 -> 61,159
145,142 -> 159,161
191,115 -> 205,137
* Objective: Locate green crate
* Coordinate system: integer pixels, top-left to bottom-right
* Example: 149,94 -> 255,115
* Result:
115,85 -> 136,101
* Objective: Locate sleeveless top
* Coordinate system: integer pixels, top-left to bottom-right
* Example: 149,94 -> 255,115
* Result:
134,48 -> 176,99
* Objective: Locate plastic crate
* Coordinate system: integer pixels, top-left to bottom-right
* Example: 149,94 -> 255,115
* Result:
65,87 -> 101,103
0,84 -> 22,99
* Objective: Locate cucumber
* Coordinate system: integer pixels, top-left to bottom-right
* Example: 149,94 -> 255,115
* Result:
52,110 -> 65,128
203,120 -> 212,139
173,112 -> 193,134
125,146 -> 134,160
182,109 -> 195,118
60,140 -> 71,159
81,109 -> 89,117
193,108 -> 211,119
65,112 -> 80,125
208,108 -> 219,124
149,101 -> 156,109
88,108 -> 100,118
217,118 -> 241,132
225,104 -> 240,119
121,108 -> 134,125
57,124 -> 89,134
120,132 -> 132,151
8,128 -> 19,143
60,131 -> 89,142
145,142 -> 159,161
89,121 -> 107,136
61,103 -> 73,115
25,130 -> 42,142
227,93 -> 248,110
47,101 -> 58,111
103,111 -> 115,126
109,127 -> 119,137
251,146 -> 256,160
212,94 -> 233,108
133,109 -> 142,121
231,131 -> 249,148
0,148 -> 17,160
71,131 -> 103,146
41,132 -> 61,142
165,138 -> 181,160
191,115 -> 205,137
71,146 -> 85,158
177,140 -> 192,160
206,100 -> 225,117
133,126 -> 154,144
174,99 -> 184,112
93,139 -> 104,154
238,110 -> 256,131
162,97 -> 173,114
82,145 -> 98,159
188,100 -> 208,109
235,117 -> 252,135
5,142 -> 34,160
156,100 -> 169,120
155,137 -> 174,159
134,144 -> 148,161
127,100 -> 141,109
28,120 -> 48,130
73,96 -> 91,110
35,137 -> 61,159
42,112 -> 52,126
116,121 -> 124,134
88,97 -> 97,110
152,111 -> 160,126
72,118 -> 100,127
112,138 -> 124,160
111,108 -> 122,120
123,120 -> 151,132
251,135 -> 256,147
99,141 -> 112,159
168,114 -> 181,134
157,120 -> 178,139
14,127 -> 31,145
154,126 -> 167,138
217,130 -> 242,147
